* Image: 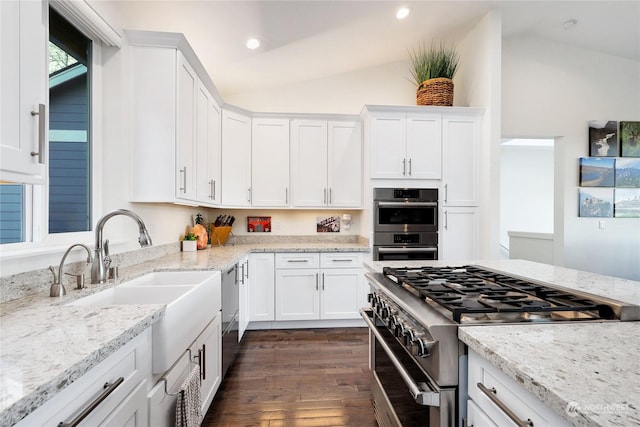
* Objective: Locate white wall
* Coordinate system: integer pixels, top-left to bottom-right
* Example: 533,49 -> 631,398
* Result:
500,144 -> 554,249
502,35 -> 640,280
456,11 -> 502,259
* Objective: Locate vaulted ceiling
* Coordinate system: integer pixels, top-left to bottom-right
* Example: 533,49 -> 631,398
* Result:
105,1 -> 640,98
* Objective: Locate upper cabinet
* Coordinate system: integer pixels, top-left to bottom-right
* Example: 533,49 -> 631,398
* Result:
291,119 -> 362,208
0,0 -> 47,184
221,108 -> 251,207
251,118 -> 290,207
366,108 -> 442,180
128,33 -> 222,206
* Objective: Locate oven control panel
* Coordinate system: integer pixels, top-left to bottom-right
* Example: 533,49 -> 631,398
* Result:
368,292 -> 436,358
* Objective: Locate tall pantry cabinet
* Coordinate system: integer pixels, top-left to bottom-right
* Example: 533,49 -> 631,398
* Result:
363,105 -> 483,260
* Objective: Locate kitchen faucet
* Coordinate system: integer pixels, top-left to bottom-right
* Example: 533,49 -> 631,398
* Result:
91,209 -> 153,284
50,243 -> 93,297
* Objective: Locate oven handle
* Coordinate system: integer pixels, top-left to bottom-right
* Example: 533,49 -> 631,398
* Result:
376,202 -> 437,207
360,309 -> 440,407
377,247 -> 437,253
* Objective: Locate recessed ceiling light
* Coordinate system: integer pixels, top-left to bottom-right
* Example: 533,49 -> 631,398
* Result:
396,6 -> 410,20
246,38 -> 260,49
562,19 -> 578,30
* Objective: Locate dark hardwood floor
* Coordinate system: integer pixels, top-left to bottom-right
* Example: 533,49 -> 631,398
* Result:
202,328 -> 376,427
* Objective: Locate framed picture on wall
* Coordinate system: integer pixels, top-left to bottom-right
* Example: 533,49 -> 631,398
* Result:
578,188 -> 613,217
614,189 -> 640,218
589,120 -> 618,157
579,157 -> 615,187
620,121 -> 640,157
615,158 -> 640,188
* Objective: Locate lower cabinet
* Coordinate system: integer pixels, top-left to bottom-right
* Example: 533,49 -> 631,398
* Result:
148,315 -> 222,427
249,253 -> 276,322
467,349 -> 570,427
274,252 -> 365,321
15,329 -> 152,427
440,207 -> 480,260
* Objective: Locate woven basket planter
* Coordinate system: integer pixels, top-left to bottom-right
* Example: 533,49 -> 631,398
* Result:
417,77 -> 454,106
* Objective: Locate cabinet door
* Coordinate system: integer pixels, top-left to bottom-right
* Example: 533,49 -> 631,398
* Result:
194,316 -> 222,415
328,121 -> 362,207
176,52 -> 197,201
238,256 -> 250,340
440,207 -> 480,261
0,0 -> 47,183
195,85 -> 221,205
221,109 -> 251,206
275,269 -> 320,320
249,253 -> 275,322
369,113 -> 406,179
320,268 -> 364,320
442,115 -> 481,206
406,112 -> 442,179
291,120 -> 328,207
252,118 -> 290,206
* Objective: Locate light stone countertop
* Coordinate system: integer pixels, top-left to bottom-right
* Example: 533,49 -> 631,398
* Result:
0,241 -> 369,426
365,259 -> 640,427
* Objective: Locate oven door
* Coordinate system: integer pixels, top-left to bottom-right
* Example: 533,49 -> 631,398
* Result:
361,309 -> 455,427
375,201 -> 437,232
374,246 -> 438,261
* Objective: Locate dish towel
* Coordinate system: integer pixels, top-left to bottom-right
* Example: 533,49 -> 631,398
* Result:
175,365 -> 202,427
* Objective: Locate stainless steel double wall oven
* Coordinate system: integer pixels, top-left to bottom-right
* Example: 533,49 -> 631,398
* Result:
373,188 -> 438,261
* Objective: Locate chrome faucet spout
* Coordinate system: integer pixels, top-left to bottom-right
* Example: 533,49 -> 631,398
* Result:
91,209 -> 153,284
51,243 -> 92,297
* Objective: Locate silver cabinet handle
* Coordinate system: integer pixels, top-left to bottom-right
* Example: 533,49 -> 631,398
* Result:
444,210 -> 448,230
285,187 -> 288,204
58,377 -> 124,427
248,187 -> 251,203
30,104 -> 45,164
477,383 -> 534,427
377,202 -> 437,207
213,180 -> 216,200
209,179 -> 214,199
444,183 -> 448,203
287,259 -> 309,263
245,260 -> 249,278
402,158 -> 406,175
408,158 -> 412,175
360,309 -> 440,406
321,272 -> 325,290
200,345 -> 206,380
240,263 -> 245,284
179,167 -> 187,193
323,188 -> 327,205
315,273 -> 319,290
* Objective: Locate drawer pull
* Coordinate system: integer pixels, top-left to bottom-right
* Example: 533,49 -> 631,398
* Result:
287,259 -> 309,263
58,377 -> 124,427
477,382 -> 534,427
330,258 -> 353,262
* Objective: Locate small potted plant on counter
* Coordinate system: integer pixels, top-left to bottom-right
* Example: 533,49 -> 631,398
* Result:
409,41 -> 459,106
182,232 -> 197,252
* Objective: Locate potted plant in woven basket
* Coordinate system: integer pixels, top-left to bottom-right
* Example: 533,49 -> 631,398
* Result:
409,42 -> 459,106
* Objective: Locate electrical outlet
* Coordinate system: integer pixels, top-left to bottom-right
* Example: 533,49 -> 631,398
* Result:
598,220 -> 605,230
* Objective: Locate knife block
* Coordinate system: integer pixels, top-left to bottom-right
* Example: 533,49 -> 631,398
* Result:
210,225 -> 233,246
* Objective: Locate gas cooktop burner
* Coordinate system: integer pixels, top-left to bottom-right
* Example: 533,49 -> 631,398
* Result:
383,265 -> 616,323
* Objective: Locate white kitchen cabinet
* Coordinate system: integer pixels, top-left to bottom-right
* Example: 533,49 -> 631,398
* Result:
129,41 -> 218,205
328,121 -> 362,207
176,53 -> 197,201
15,329 -> 152,427
249,252 -> 276,322
148,316 -> 221,426
366,108 -> 442,180
0,0 -> 47,184
291,119 -> 362,208
440,207 -> 480,261
441,113 -> 482,207
195,83 -> 221,206
221,108 -> 252,207
238,255 -> 250,340
251,118 -> 290,207
467,349 -> 571,427
275,252 -> 365,321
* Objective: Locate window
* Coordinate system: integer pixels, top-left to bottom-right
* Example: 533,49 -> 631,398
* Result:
0,7 -> 92,244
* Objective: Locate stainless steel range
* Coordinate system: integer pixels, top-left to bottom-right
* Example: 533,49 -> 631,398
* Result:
360,265 -> 640,427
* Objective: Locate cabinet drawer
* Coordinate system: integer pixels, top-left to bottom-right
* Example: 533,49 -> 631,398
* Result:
320,252 -> 363,268
16,329 -> 152,427
468,350 -> 570,427
275,253 -> 320,269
